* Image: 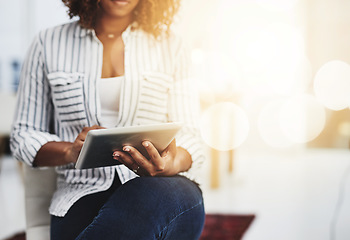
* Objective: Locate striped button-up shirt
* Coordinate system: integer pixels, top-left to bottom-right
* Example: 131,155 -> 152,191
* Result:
10,21 -> 204,217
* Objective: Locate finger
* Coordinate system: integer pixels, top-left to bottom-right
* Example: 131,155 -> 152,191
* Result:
142,141 -> 165,171
74,141 -> 84,150
123,146 -> 153,171
113,150 -> 141,173
112,151 -> 123,164
83,125 -> 105,136
78,127 -> 92,141
78,125 -> 105,141
73,135 -> 85,151
113,151 -> 139,172
91,125 -> 106,130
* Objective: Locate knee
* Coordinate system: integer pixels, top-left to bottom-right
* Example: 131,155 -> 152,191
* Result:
159,201 -> 205,240
100,176 -> 204,238
122,176 -> 203,215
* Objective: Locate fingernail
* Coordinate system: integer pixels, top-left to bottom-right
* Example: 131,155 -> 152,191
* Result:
143,141 -> 149,147
123,147 -> 130,152
113,152 -> 120,157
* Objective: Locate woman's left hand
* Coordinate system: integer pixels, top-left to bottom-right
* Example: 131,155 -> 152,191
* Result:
112,139 -> 181,176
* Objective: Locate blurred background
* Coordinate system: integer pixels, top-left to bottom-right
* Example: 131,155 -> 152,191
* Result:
0,0 -> 349,239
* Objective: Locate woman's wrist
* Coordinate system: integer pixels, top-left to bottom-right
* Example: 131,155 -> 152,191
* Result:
173,147 -> 192,174
34,141 -> 74,167
62,142 -> 75,165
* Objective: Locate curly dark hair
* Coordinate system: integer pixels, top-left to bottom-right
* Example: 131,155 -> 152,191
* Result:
62,0 -> 181,37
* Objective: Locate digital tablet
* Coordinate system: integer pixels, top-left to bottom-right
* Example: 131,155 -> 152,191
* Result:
75,122 -> 183,169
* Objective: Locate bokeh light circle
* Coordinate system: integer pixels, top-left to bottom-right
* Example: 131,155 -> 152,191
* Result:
258,100 -> 293,148
200,102 -> 250,151
314,60 -> 350,110
279,94 -> 326,143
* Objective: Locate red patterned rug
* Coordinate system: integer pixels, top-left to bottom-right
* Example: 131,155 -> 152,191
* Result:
200,214 -> 255,240
3,233 -> 25,240
5,214 -> 255,240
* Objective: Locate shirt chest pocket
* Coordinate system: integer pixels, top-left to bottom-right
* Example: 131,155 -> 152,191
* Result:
47,72 -> 88,127
135,71 -> 173,124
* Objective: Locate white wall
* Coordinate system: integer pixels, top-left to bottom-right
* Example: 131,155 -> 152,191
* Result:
0,0 -> 70,92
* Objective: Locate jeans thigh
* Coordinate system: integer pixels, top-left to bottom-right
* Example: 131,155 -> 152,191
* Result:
51,177 -> 121,240
76,176 -> 205,240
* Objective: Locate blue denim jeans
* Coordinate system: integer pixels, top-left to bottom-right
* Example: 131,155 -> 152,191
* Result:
51,175 -> 205,240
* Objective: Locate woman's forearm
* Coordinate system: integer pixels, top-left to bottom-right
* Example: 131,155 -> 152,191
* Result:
34,141 -> 192,172
33,126 -> 105,167
33,141 -> 74,167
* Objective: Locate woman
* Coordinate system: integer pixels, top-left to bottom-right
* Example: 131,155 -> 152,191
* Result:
10,0 -> 205,239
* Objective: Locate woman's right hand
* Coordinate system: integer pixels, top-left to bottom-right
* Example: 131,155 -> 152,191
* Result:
65,125 -> 105,164
33,125 -> 104,167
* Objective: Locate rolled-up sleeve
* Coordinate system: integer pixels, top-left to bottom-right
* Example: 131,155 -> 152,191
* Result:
168,38 -> 205,181
10,33 -> 61,167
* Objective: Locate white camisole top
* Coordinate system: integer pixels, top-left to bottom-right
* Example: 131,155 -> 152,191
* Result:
98,76 -> 124,128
